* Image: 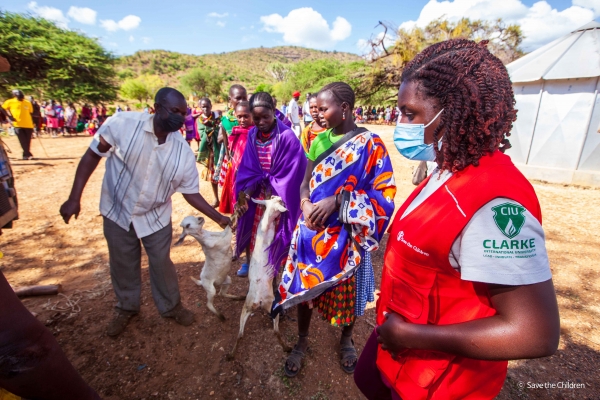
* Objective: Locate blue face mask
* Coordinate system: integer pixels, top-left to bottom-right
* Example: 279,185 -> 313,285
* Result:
393,109 -> 444,161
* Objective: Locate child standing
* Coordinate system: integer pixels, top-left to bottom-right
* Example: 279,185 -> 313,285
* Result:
219,101 -> 253,214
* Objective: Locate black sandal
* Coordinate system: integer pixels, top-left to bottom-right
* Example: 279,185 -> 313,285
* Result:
340,338 -> 358,374
284,344 -> 309,378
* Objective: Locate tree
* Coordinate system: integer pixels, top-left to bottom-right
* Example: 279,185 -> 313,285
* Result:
255,83 -> 273,93
266,62 -> 289,82
356,18 -> 524,102
179,68 -> 223,98
272,59 -> 366,102
138,74 -> 164,99
120,74 -> 164,103
120,79 -> 150,104
0,11 -> 117,102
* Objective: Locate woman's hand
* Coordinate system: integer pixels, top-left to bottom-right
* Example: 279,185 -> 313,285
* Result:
308,195 -> 338,230
234,193 -> 249,219
302,202 -> 320,231
234,201 -> 248,219
376,312 -> 413,359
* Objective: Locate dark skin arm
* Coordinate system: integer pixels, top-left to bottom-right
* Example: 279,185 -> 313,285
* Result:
0,106 -> 15,122
0,271 -> 100,399
59,136 -> 229,228
59,137 -> 109,223
377,279 -> 560,360
183,193 -> 229,228
218,126 -> 229,157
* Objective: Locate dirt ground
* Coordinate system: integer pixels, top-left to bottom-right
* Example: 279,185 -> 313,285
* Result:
1,125 -> 599,400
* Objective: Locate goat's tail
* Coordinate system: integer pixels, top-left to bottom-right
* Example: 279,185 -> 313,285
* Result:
189,276 -> 202,286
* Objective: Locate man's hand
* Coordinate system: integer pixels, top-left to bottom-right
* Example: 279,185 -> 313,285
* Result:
59,199 -> 81,224
219,215 -> 231,229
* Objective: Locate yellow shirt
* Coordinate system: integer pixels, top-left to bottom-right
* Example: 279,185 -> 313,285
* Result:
1,98 -> 33,128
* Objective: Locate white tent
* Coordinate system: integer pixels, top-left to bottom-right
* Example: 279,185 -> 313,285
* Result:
506,21 -> 600,186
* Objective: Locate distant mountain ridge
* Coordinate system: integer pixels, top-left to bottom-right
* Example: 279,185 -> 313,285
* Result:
116,46 -> 363,91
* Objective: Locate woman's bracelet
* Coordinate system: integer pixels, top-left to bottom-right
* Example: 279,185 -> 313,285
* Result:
300,197 -> 310,209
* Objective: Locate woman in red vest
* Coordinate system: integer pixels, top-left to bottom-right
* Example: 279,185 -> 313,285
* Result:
354,39 -> 560,400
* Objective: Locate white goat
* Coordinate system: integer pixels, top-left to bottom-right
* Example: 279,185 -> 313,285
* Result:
176,216 -> 244,321
228,196 -> 292,359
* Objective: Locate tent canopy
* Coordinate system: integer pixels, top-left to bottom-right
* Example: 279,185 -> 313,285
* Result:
507,21 -> 600,83
506,21 -> 600,186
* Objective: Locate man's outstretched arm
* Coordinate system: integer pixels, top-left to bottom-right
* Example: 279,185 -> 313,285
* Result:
60,137 -> 111,223
183,193 -> 230,228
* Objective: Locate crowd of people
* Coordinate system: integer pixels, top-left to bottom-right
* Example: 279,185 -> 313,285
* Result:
0,94 -> 155,161
353,104 -> 399,125
1,39 -> 561,400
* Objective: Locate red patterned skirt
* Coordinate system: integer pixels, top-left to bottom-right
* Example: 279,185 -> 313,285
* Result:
313,275 -> 356,327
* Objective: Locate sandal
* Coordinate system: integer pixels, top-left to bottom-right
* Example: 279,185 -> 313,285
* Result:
340,338 -> 358,374
284,344 -> 309,378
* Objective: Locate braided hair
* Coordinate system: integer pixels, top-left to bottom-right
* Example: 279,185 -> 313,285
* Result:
318,82 -> 355,109
249,92 -> 275,111
402,39 -> 516,172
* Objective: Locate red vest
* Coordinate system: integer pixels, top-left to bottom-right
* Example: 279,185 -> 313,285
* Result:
377,151 -> 542,400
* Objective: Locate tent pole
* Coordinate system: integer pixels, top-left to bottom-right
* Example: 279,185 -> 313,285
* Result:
573,76 -> 600,171
525,80 -> 545,165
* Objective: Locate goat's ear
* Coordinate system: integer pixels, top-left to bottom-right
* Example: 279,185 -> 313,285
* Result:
251,198 -> 266,205
185,223 -> 191,229
275,204 -> 288,213
196,217 -> 204,223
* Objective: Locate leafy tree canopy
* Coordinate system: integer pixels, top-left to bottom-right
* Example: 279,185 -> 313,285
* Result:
0,10 -> 118,103
179,68 -> 223,98
272,59 -> 366,102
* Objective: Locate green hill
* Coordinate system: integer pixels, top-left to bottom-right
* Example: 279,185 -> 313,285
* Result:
116,46 -> 362,92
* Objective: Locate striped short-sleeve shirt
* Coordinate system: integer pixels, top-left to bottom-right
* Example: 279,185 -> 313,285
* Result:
90,112 -> 199,238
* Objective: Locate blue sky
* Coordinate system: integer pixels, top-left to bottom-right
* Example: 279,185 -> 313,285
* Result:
3,0 -> 598,55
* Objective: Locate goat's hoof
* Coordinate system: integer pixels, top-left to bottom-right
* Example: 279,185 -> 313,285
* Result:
283,345 -> 292,353
226,353 -> 235,361
218,314 -> 226,322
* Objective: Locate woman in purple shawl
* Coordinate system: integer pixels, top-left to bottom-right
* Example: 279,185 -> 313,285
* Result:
234,92 -> 306,277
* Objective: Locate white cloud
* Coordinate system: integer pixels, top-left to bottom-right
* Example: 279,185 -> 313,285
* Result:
27,2 -> 69,28
100,15 -> 141,32
399,0 -> 599,51
67,6 -> 96,25
129,35 -> 135,42
208,12 -> 228,18
260,7 -> 351,49
141,37 -> 151,44
216,20 -> 226,28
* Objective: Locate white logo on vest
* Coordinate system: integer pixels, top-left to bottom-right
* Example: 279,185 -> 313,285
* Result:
397,231 -> 430,257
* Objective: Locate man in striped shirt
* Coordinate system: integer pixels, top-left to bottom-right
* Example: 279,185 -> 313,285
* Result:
60,88 -> 230,337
